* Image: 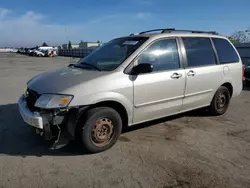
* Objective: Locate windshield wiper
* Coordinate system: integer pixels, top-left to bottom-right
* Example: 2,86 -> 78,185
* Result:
80,62 -> 102,71
68,63 -> 102,71
68,63 -> 76,67
68,62 -> 109,71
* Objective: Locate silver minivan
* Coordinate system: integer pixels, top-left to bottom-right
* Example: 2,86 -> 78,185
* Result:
18,29 -> 243,153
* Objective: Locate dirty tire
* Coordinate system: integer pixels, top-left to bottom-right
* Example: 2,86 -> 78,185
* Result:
79,107 -> 122,153
245,80 -> 250,86
208,86 -> 231,116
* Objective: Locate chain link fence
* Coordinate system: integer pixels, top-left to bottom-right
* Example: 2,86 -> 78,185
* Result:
58,48 -> 97,58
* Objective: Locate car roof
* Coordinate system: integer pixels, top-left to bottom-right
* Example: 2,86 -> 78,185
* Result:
120,32 -> 227,39
117,28 -> 228,40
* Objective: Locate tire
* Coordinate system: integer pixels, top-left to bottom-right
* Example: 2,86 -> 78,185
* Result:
78,107 -> 122,153
208,86 -> 231,116
245,80 -> 250,86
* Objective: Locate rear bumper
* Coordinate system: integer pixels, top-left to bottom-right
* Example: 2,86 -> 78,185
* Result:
18,96 -> 43,129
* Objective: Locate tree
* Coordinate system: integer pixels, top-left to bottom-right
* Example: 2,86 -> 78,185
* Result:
68,41 -> 72,49
229,30 -> 250,44
41,42 -> 48,46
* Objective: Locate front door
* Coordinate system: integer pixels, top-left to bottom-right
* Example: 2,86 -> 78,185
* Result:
181,37 -> 222,111
133,38 -> 186,124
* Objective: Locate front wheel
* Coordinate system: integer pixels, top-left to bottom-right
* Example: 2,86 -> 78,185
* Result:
208,86 -> 231,116
78,107 -> 122,153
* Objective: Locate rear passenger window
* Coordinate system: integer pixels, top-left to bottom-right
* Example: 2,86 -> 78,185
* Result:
182,37 -> 216,67
212,38 -> 240,64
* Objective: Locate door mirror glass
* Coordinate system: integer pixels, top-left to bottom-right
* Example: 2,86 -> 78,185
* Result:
132,63 -> 153,74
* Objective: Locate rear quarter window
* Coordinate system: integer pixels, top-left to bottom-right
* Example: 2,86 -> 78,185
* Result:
212,38 -> 240,64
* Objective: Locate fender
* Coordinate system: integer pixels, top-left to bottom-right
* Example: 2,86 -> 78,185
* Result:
69,91 -> 133,123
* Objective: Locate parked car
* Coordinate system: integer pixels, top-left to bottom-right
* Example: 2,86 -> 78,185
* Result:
17,49 -> 26,54
243,60 -> 250,85
34,50 -> 44,57
27,47 -> 38,56
34,48 -> 57,57
18,28 -> 243,153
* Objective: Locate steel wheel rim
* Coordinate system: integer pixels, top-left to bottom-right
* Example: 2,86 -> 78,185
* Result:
216,92 -> 227,109
91,118 -> 114,147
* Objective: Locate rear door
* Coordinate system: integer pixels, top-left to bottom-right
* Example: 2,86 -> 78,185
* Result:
212,38 -> 243,96
180,37 -> 222,111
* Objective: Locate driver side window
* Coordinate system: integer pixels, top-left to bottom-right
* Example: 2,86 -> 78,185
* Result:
138,38 -> 180,72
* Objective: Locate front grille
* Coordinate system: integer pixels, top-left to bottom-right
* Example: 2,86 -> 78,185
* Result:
25,88 -> 40,111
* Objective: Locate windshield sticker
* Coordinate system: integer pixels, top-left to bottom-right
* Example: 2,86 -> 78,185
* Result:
123,41 -> 139,45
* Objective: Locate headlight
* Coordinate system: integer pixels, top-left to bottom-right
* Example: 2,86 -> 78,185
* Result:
35,94 -> 73,109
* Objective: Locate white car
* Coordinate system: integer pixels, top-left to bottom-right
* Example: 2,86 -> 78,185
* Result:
34,50 -> 45,57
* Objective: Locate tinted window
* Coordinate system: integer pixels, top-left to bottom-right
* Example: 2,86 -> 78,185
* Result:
138,39 -> 180,71
183,37 -> 216,67
212,38 -> 239,64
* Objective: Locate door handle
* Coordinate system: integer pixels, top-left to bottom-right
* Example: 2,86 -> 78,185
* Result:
171,73 -> 182,79
187,70 -> 196,76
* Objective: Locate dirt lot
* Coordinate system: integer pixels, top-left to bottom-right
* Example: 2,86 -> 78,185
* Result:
0,53 -> 250,188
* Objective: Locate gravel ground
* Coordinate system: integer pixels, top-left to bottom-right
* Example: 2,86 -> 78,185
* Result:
0,53 -> 250,188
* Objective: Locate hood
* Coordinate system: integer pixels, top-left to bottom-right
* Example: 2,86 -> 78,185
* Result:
27,67 -> 109,94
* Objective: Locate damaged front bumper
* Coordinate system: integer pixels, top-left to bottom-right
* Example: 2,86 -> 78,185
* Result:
18,96 -> 85,149
18,96 -> 44,129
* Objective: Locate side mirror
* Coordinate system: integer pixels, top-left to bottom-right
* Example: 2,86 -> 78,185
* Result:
132,63 -> 153,74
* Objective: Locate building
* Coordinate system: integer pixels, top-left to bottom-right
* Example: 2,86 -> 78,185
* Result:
235,43 -> 250,65
62,44 -> 80,49
71,44 -> 80,49
61,41 -> 103,50
79,41 -> 103,49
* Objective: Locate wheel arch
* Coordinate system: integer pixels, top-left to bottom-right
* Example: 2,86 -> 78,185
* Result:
70,100 -> 130,140
89,100 -> 129,129
221,82 -> 233,97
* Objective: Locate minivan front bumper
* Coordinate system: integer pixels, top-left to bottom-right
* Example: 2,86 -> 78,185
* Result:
18,95 -> 87,147
18,95 -> 66,141
18,96 -> 44,129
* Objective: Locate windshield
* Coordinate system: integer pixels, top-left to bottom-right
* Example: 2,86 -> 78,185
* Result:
77,37 -> 149,71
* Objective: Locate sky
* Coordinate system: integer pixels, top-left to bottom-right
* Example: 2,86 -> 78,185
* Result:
0,0 -> 249,47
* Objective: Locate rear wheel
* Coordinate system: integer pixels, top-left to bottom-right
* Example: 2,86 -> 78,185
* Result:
208,86 -> 231,116
78,107 -> 122,153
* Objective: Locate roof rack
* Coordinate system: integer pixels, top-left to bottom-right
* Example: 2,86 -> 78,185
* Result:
138,28 -> 218,35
